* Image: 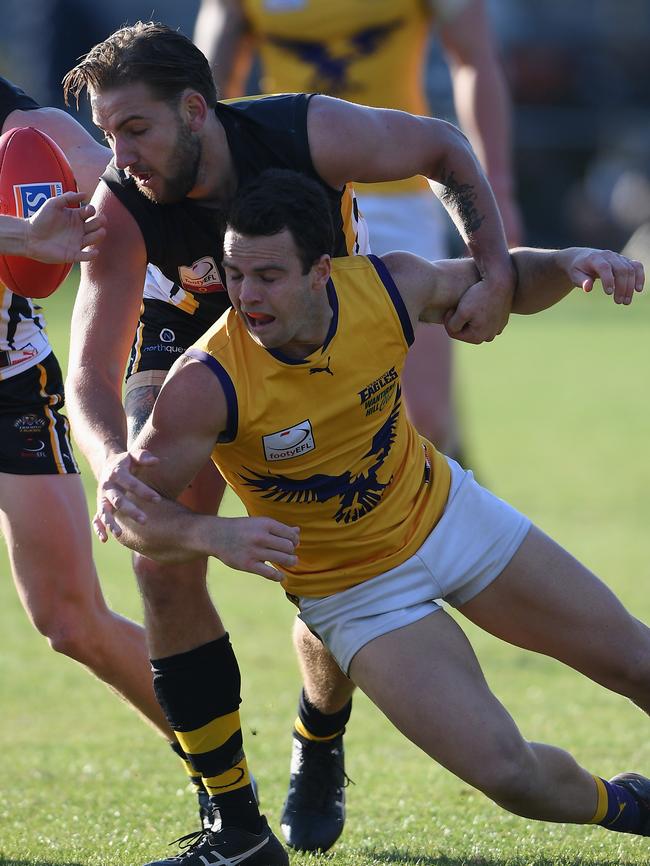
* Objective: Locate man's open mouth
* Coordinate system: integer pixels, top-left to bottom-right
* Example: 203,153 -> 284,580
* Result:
245,311 -> 276,329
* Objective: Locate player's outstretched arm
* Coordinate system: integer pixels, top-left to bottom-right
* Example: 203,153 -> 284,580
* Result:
510,247 -> 645,313
0,195 -> 105,261
384,246 -> 644,334
66,183 -> 149,486
110,355 -> 300,581
19,191 -> 106,262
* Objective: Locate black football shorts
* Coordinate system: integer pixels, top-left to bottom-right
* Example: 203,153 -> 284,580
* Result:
0,351 -> 79,475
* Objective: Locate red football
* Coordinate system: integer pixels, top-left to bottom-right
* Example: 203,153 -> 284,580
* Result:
0,126 -> 77,298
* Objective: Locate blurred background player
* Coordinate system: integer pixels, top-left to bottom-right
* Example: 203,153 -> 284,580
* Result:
193,0 -> 523,850
193,0 -> 523,457
0,76 -> 214,826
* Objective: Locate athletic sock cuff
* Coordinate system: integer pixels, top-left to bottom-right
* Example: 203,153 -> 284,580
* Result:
297,687 -> 352,739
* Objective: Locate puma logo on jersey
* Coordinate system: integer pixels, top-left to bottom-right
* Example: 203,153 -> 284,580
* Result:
309,356 -> 333,375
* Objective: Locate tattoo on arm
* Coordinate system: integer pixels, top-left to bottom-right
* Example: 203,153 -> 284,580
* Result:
439,170 -> 485,236
125,385 -> 161,444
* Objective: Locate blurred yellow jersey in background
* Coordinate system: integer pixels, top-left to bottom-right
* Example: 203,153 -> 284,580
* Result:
241,0 -> 468,195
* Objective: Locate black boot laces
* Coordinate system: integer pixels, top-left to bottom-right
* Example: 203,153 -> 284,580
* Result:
166,827 -> 212,859
294,741 -> 354,811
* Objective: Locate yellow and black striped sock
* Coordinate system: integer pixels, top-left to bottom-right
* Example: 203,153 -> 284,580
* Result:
169,737 -> 205,794
295,687 -> 352,741
152,635 -> 260,832
175,709 -> 253,798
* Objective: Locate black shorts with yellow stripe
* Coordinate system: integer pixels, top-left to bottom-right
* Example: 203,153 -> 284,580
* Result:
126,297 -> 229,379
0,351 -> 79,475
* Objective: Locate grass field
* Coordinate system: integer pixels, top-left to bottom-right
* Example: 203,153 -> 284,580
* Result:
1,272 -> 649,866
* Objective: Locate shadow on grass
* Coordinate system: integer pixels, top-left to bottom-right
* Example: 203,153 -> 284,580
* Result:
364,851 -> 628,866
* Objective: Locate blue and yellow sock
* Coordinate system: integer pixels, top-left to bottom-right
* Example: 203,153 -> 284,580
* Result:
589,776 -> 642,834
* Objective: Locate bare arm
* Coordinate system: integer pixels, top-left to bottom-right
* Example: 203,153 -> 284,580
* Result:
439,0 -> 523,245
510,247 -> 644,313
113,356 -> 300,579
66,182 -> 148,479
385,247 -> 644,328
4,107 -> 110,199
307,94 -> 514,343
0,193 -> 105,261
193,0 -> 255,97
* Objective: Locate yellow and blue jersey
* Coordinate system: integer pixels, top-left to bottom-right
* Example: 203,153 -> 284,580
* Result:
189,254 -> 451,597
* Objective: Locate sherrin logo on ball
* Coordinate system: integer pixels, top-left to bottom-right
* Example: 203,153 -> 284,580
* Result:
14,182 -> 64,218
0,126 -> 77,298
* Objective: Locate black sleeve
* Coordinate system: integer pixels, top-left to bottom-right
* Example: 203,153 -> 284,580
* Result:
0,76 -> 40,129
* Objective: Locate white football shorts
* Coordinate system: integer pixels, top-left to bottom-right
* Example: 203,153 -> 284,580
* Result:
357,189 -> 450,260
296,457 -> 532,675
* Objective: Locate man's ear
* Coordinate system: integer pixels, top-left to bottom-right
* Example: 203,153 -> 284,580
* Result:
182,90 -> 209,132
311,254 -> 331,290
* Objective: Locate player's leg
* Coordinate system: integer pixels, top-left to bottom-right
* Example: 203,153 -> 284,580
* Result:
280,189 -> 457,853
293,617 -> 355,711
125,380 -> 228,660
126,382 -> 284,864
457,525 -> 650,713
350,610 -> 649,835
280,618 -> 354,852
1,470 -> 171,736
0,353 -> 174,736
134,464 -> 286,866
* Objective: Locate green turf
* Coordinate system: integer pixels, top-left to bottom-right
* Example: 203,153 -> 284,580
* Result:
1,273 -> 649,865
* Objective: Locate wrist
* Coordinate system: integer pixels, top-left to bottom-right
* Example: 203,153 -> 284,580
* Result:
470,248 -> 516,292
20,218 -> 31,257
103,437 -> 128,463
190,513 -> 226,559
0,214 -> 30,256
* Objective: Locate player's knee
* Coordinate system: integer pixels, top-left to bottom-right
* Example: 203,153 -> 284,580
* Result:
133,552 -> 203,610
36,604 -> 101,664
469,738 -> 537,808
609,641 -> 650,701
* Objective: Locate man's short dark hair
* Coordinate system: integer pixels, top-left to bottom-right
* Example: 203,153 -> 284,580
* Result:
226,170 -> 335,274
62,21 -> 217,108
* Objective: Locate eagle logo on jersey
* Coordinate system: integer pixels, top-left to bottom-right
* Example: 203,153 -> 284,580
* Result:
267,20 -> 402,96
239,387 -> 401,524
